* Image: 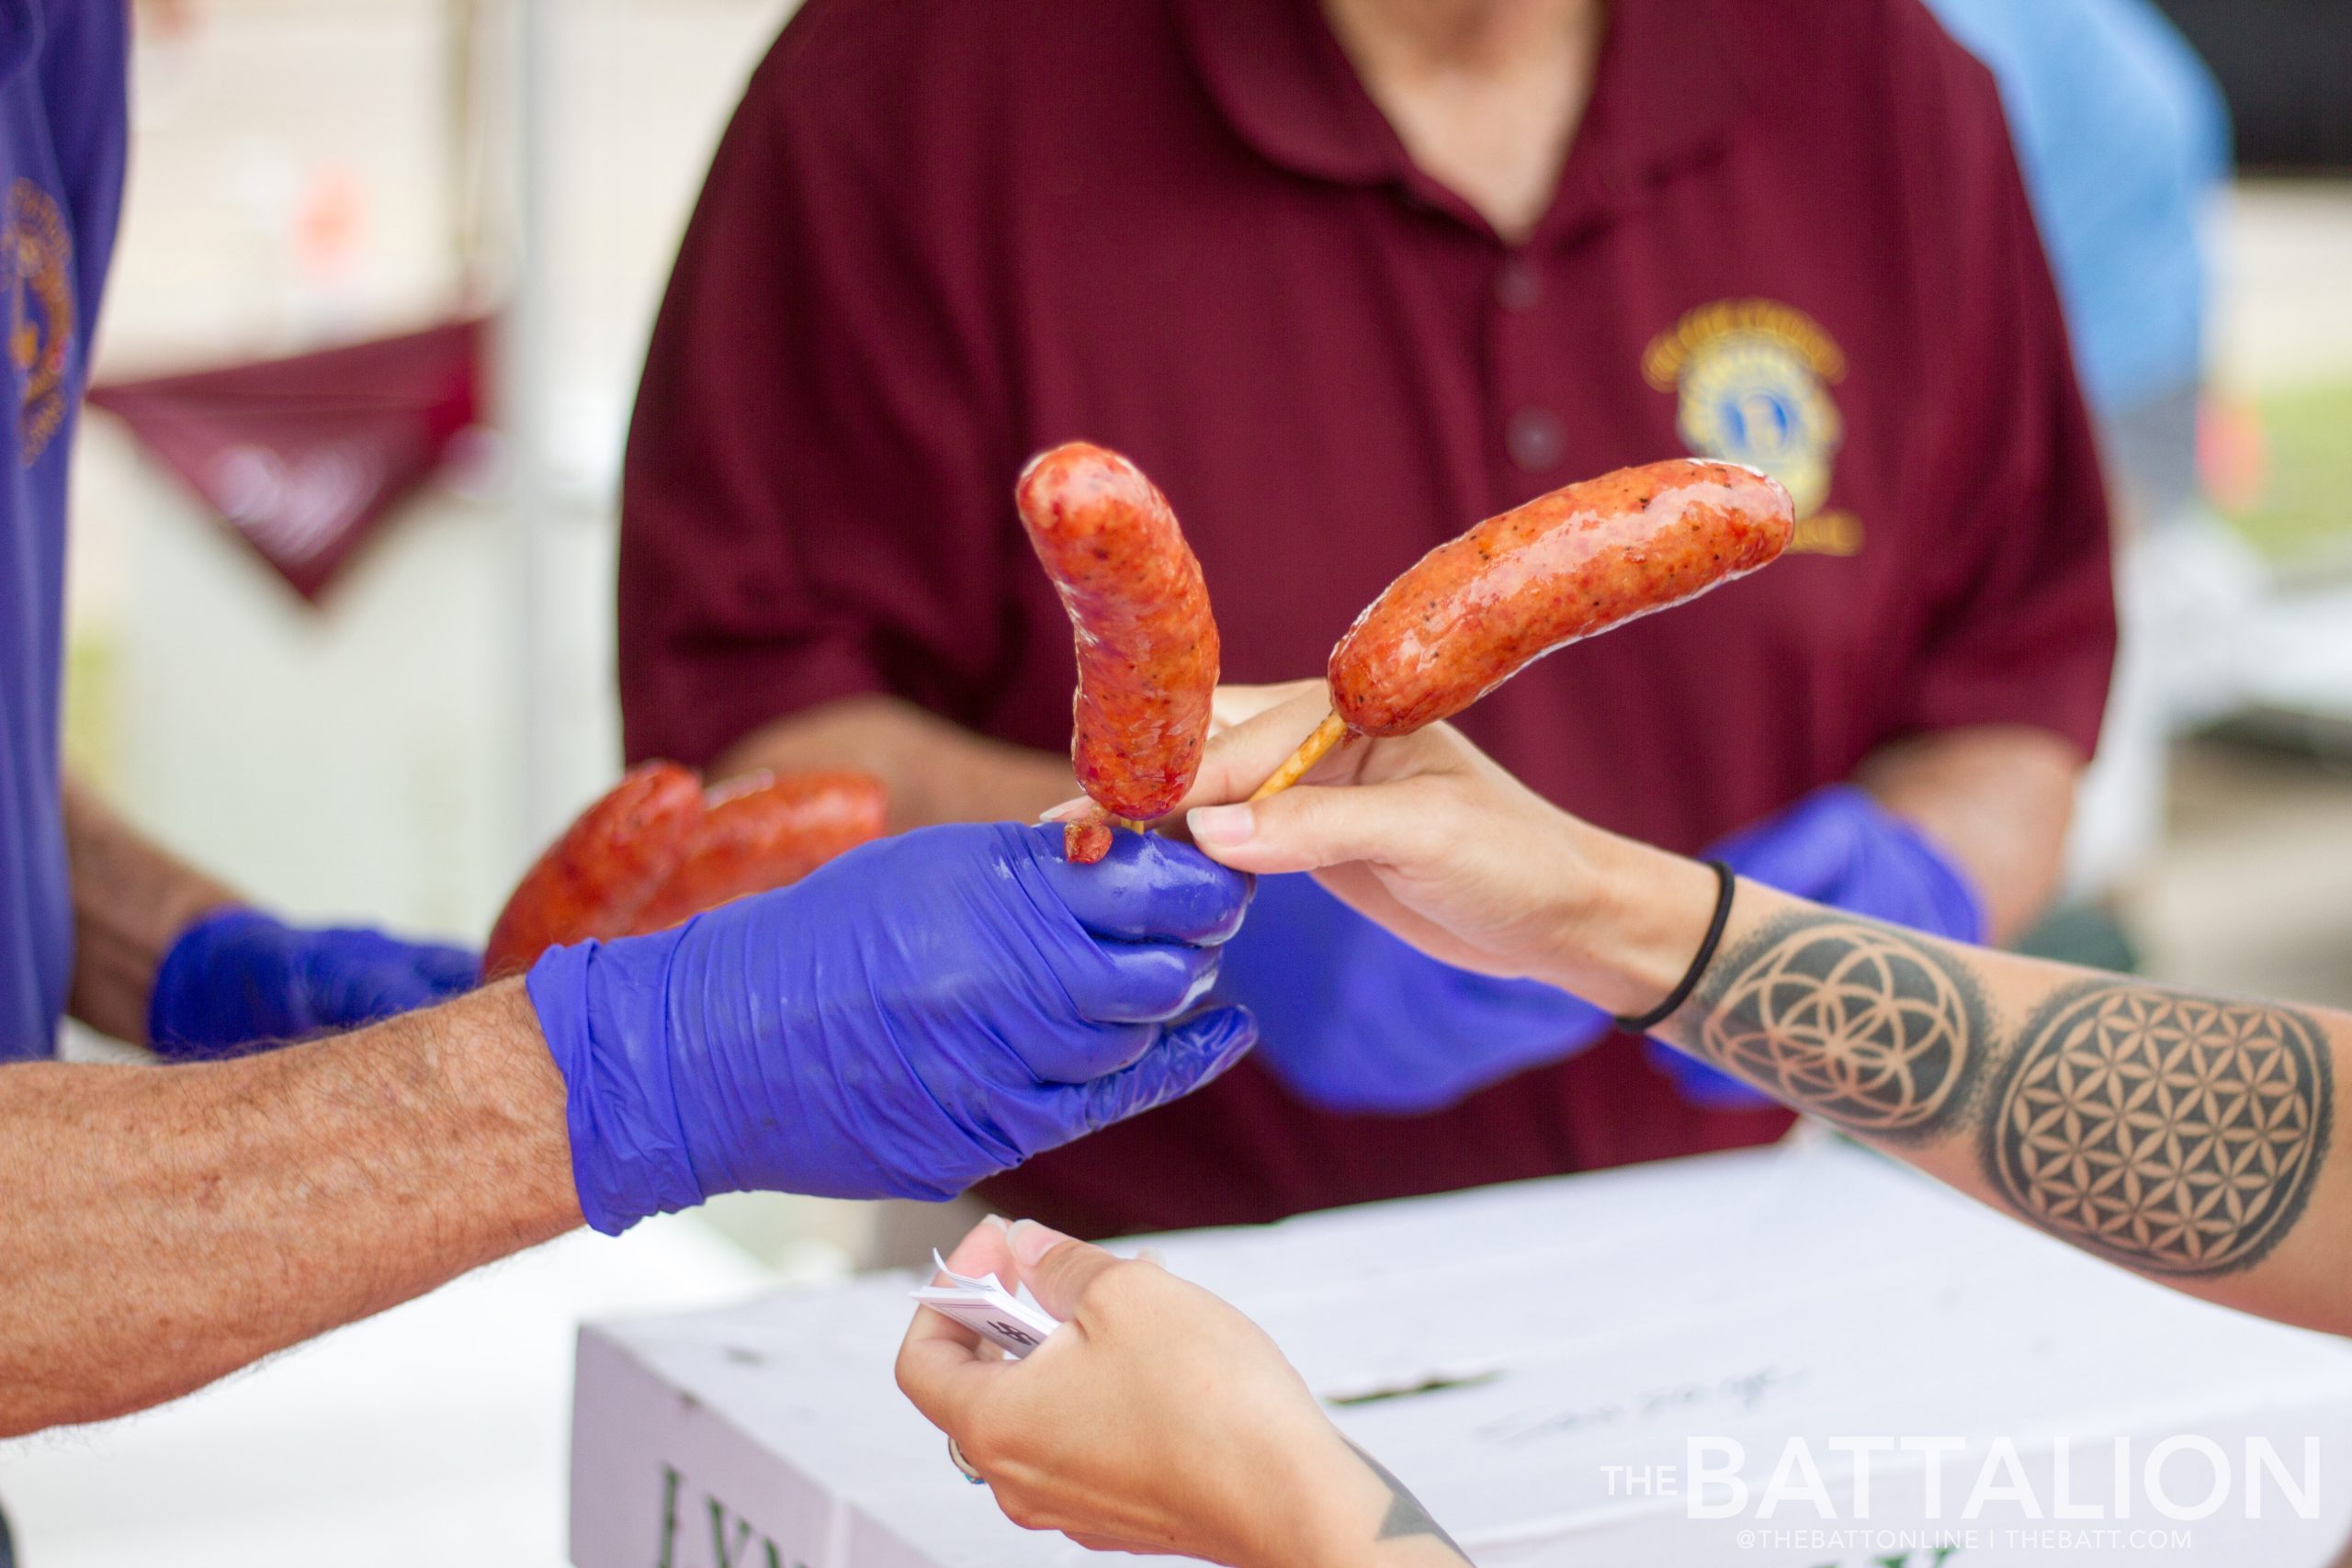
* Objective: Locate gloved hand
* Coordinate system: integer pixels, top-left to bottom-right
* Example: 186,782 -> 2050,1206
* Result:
1211,871 -> 1611,1116
527,822 -> 1258,1234
148,908 -> 481,1061
1646,784 -> 1988,1109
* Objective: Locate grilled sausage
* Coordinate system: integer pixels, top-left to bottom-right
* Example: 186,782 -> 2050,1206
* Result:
481,761 -> 705,978
1329,459 -> 1793,737
1016,442 -> 1220,863
628,769 -> 888,933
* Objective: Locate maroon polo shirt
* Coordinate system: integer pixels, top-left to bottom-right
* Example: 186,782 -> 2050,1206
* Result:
617,0 -> 2115,1236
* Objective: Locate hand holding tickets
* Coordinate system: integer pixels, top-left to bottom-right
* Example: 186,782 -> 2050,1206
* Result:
912,1250 -> 1060,1359
898,1216 -> 1396,1565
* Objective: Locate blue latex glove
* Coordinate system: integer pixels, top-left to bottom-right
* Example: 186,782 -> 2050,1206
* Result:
528,821 -> 1258,1234
148,908 -> 481,1061
1645,784 -> 1989,1109
1211,871 -> 1611,1116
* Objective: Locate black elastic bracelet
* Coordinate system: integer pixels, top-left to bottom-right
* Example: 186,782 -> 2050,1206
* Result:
1612,860 -> 1736,1034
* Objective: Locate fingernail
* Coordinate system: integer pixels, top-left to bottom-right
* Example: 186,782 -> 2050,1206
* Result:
1187,804 -> 1256,849
1136,1246 -> 1168,1268
1038,797 -> 1091,824
982,1213 -> 1011,1235
1007,1218 -> 1069,1267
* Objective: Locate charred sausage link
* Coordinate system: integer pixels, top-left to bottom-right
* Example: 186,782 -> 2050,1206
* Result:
1015,442 -> 1220,863
482,761 -> 705,978
1330,459 -> 1795,736
629,770 -> 888,933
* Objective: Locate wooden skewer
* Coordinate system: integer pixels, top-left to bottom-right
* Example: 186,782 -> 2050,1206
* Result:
1248,711 -> 1350,802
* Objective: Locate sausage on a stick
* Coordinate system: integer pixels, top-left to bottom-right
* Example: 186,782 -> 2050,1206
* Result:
1252,458 -> 1795,798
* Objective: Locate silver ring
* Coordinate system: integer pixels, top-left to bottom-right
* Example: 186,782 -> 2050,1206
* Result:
948,1435 -> 986,1485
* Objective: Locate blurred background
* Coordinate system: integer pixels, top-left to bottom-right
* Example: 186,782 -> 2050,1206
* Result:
2,0 -> 2348,1561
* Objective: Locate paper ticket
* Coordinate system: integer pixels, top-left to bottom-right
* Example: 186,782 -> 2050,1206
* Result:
910,1252 -> 1061,1359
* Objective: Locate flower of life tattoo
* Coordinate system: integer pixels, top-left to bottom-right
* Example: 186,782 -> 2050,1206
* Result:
1987,985 -> 2332,1276
1696,916 -> 1983,1138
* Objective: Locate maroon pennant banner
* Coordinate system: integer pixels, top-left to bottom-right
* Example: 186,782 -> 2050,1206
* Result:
86,316 -> 486,604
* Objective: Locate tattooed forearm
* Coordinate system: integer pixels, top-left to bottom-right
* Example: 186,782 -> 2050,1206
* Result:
1984,983 -> 2332,1276
1665,894 -> 2340,1282
1347,1440 -> 1470,1563
1681,912 -> 1988,1142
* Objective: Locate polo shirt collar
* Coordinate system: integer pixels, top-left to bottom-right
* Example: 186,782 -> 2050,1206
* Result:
1173,0 -> 1401,186
1173,0 -> 1750,237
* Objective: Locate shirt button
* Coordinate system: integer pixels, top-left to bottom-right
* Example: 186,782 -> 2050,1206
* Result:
1507,408 -> 1565,472
1494,257 -> 1541,311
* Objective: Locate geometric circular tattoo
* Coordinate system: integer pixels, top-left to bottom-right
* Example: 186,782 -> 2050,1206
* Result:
1701,922 -> 1973,1134
1988,987 -> 2331,1276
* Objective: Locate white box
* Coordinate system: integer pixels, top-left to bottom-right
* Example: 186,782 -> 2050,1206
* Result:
571,1140 -> 2352,1568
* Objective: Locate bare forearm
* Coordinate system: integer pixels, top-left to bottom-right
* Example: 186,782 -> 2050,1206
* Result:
0,981 -> 581,1434
62,776 -> 241,1043
1855,724 -> 2083,942
715,694 -> 1075,831
1573,851 -> 2351,1334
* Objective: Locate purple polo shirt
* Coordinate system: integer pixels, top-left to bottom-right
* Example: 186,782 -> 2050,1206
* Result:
0,1 -> 128,1060
617,0 -> 2114,1234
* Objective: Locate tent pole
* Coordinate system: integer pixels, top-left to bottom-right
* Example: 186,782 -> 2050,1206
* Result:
501,0 -> 563,851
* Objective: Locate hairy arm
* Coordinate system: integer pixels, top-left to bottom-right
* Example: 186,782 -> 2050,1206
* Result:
1571,863 -> 2349,1333
714,695 -> 1074,833
0,981 -> 581,1434
1855,723 -> 2084,942
62,775 -> 241,1043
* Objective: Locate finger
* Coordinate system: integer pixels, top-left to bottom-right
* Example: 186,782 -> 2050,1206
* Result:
1008,1223 -> 1124,1319
894,1317 -> 997,1433
1186,777 -> 1442,877
942,1214 -> 1018,1282
1047,934 -> 1225,1032
1068,1004 -> 1256,1131
1040,681 -> 1338,831
896,1292 -> 1001,1435
897,1220 -> 1029,1427
1169,687 -> 1357,815
1023,824 -> 1254,945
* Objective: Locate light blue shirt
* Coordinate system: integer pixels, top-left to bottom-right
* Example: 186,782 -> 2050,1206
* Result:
1923,0 -> 2230,415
